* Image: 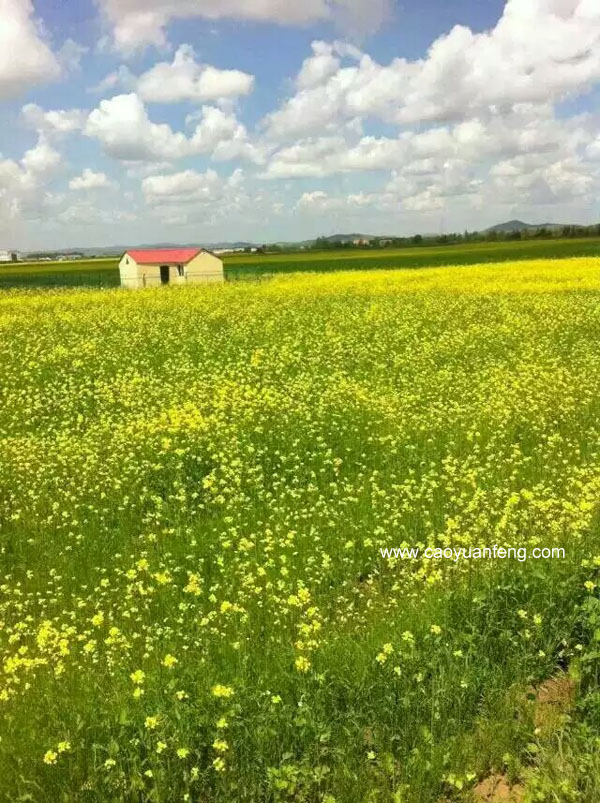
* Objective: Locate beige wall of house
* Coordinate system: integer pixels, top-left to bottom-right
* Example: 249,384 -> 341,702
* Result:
119,251 -> 224,289
185,251 -> 224,280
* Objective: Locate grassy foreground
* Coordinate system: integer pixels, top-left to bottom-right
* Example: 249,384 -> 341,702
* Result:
2,259 -> 600,801
1,238 -> 600,288
0,258 -> 120,288
225,237 -> 600,277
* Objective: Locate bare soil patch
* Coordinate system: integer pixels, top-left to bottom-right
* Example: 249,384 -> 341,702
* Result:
471,773 -> 524,802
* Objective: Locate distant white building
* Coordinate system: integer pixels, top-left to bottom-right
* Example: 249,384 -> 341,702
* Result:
212,247 -> 256,255
0,250 -> 19,262
119,247 -> 224,289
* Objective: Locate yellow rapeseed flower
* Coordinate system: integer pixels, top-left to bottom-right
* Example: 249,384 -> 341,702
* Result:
295,655 -> 311,673
211,684 -> 234,698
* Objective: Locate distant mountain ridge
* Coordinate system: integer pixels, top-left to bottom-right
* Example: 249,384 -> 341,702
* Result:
318,233 -> 381,243
485,220 -> 570,234
32,235 -> 387,257
20,224 -> 591,258
39,241 -> 259,257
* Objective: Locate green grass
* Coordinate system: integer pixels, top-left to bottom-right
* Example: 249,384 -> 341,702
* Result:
7,257 -> 118,272
226,237 -> 600,264
224,238 -> 600,279
1,238 -> 599,288
0,258 -> 121,288
2,261 -> 600,801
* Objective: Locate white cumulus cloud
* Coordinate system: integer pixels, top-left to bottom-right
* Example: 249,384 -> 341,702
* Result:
188,106 -> 266,163
85,93 -> 263,163
141,167 -> 250,228
85,93 -> 191,161
136,45 -> 254,103
142,167 -> 244,203
20,137 -> 62,177
22,104 -> 87,137
296,41 -> 344,90
69,168 -> 114,190
0,136 -> 63,233
97,0 -> 391,54
0,0 -> 61,98
265,1 -> 600,138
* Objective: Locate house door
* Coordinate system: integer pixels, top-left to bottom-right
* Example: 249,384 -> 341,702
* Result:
160,265 -> 170,284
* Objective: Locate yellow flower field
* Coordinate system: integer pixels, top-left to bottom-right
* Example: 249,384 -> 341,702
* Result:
1,258 -> 600,801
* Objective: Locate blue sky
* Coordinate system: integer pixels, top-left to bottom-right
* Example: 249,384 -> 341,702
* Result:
1,0 -> 599,249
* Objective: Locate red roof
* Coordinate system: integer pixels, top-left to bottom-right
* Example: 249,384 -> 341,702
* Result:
125,248 -> 202,265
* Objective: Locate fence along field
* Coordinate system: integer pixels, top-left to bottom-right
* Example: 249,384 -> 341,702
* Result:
1,236 -> 600,287
2,258 -> 600,802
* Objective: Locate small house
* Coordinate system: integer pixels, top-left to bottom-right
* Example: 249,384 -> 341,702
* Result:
0,250 -> 19,262
119,247 -> 224,289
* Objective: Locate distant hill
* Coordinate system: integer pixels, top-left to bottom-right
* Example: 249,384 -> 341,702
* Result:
50,235 -> 384,257
485,220 -> 570,234
25,241 -> 260,258
320,233 -> 369,244
21,223 -> 598,260
269,234 -> 383,248
318,233 -> 386,244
